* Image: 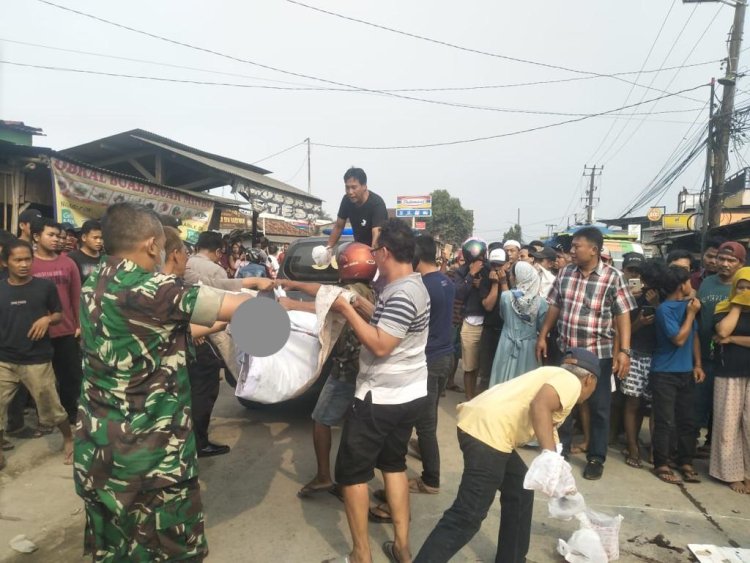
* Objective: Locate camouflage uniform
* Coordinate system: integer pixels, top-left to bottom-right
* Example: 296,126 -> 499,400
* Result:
74,257 -> 222,562
330,283 -> 375,385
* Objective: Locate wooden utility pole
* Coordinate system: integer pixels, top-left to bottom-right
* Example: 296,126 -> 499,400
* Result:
701,79 -> 716,246
583,165 -> 602,224
708,0 -> 746,229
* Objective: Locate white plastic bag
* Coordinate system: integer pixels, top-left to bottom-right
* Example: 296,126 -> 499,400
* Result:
557,528 -> 608,563
523,450 -> 577,498
312,245 -> 332,268
579,509 -> 624,561
548,492 -> 586,520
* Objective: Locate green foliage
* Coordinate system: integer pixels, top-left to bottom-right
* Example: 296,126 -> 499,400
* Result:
424,189 -> 474,245
502,224 -> 523,243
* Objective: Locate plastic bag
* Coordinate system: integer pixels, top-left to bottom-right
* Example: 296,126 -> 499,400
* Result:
557,528 -> 608,562
578,509 -> 624,561
312,245 -> 332,268
523,450 -> 577,498
548,492 -> 586,520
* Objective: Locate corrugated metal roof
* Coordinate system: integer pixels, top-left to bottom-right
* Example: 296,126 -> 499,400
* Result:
0,120 -> 45,136
131,135 -> 321,203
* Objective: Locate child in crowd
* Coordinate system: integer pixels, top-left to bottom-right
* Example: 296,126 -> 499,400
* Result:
650,264 -> 704,485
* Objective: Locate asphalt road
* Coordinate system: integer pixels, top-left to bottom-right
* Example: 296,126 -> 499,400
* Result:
1,367 -> 748,562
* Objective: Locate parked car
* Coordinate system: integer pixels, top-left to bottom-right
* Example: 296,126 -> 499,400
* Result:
227,236 -> 353,409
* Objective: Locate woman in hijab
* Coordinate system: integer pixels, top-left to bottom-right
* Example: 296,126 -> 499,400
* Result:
712,267 -> 750,494
489,261 -> 548,386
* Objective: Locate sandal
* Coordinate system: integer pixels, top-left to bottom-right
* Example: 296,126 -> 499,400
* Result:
570,444 -> 588,455
31,425 -> 54,438
678,466 -> 701,483
1,439 -> 14,451
654,467 -> 682,485
297,480 -> 334,499
369,502 -> 392,524
625,456 -> 642,469
328,483 -> 344,502
382,541 -> 402,563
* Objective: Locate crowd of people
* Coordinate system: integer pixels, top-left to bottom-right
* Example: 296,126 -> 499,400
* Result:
0,166 -> 747,562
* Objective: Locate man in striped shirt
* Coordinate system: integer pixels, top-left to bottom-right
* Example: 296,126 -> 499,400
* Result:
536,227 -> 635,481
329,218 -> 430,563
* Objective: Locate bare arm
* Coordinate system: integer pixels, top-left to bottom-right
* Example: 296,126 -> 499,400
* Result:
353,295 -> 375,321
530,384 -> 564,452
277,279 -> 323,298
615,312 -> 631,351
326,218 -> 346,249
718,335 -> 750,347
371,226 -> 382,248
190,321 -> 228,338
278,297 -> 316,314
333,297 -> 401,358
216,292 -> 252,322
715,305 -> 742,338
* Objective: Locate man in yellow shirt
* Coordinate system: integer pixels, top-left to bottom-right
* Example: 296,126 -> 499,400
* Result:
414,348 -> 599,563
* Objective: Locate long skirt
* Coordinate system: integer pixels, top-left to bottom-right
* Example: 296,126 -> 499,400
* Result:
709,377 -> 750,483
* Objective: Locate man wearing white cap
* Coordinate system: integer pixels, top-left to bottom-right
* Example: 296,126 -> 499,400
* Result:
477,248 -> 510,394
503,240 -> 521,265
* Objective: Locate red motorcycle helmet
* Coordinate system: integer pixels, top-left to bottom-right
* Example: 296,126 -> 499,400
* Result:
338,242 -> 377,282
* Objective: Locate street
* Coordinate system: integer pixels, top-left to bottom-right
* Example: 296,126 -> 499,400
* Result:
0,366 -> 748,563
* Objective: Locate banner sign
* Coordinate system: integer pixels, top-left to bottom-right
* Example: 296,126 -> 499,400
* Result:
415,221 -> 426,230
397,195 -> 432,209
232,179 -> 322,221
219,208 -> 252,230
51,158 -> 214,243
396,209 -> 432,217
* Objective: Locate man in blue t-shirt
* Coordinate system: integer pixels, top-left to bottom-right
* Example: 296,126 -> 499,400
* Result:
411,235 -> 456,494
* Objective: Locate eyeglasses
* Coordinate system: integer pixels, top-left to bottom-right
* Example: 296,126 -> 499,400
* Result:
370,246 -> 386,256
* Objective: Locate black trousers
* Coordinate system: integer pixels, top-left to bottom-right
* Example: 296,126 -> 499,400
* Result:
51,335 -> 83,424
651,371 -> 697,468
415,430 -> 533,563
188,342 -> 223,450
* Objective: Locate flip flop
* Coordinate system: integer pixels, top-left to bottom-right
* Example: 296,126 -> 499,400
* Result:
369,502 -> 392,524
625,456 -> 642,469
570,445 -> 588,455
321,556 -> 350,563
654,467 -> 682,485
328,483 -> 344,502
297,482 -> 334,499
1,439 -> 14,451
678,466 -> 701,483
382,541 -> 401,563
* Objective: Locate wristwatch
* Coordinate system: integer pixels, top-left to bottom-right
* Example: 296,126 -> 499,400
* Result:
620,348 -> 632,357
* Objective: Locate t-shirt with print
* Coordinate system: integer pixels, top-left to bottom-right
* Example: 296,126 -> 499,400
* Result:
67,250 -> 102,283
697,274 -> 732,361
30,254 -> 81,338
0,277 -> 62,364
356,272 -> 430,405
651,300 -> 697,373
422,271 -> 455,363
336,191 -> 388,246
457,366 -> 582,453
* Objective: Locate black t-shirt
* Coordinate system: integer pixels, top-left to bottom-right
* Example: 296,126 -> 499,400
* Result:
630,294 -> 657,354
454,263 -> 487,320
0,277 -> 62,364
67,250 -> 102,282
714,311 -> 750,378
479,268 -> 504,329
337,191 -> 388,246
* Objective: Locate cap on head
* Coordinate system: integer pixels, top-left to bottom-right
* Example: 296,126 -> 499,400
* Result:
19,208 -> 42,224
503,239 -> 521,250
563,348 -> 600,379
622,252 -> 645,270
531,246 -> 557,261
718,241 -> 747,263
488,248 -> 506,264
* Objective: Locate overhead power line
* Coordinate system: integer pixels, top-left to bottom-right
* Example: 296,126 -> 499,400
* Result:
251,140 -> 306,164
0,37 -> 721,94
0,59 -> 707,119
35,0 -> 706,106
284,0 -> 702,97
310,84 -> 708,150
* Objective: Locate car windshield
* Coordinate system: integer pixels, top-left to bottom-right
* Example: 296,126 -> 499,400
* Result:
282,239 -> 351,283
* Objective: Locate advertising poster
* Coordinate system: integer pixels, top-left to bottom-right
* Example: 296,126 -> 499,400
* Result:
51,158 -> 215,243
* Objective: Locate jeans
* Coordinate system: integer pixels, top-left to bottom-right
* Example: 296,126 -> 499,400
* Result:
414,430 -> 533,563
415,354 -> 454,488
560,358 -> 613,462
51,335 -> 83,424
651,371 -> 697,468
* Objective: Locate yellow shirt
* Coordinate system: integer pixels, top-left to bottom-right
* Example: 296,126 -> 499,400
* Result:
457,366 -> 582,453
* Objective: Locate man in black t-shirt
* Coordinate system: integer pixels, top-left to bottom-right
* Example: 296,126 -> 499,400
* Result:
0,239 -> 73,470
67,220 -> 103,283
326,167 -> 388,249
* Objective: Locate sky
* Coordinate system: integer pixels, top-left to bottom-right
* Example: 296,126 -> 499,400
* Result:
1,0 -> 747,241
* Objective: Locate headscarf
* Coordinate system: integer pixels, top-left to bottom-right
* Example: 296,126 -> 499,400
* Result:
714,267 -> 750,315
511,261 -> 542,323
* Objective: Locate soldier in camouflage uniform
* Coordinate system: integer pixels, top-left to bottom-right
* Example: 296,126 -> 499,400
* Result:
74,203 -> 260,562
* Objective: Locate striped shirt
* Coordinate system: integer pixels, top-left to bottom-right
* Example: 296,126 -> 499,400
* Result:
357,273 -> 430,404
547,260 -> 635,359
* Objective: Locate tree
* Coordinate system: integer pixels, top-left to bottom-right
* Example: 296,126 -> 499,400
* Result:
502,224 -> 523,243
425,189 -> 474,245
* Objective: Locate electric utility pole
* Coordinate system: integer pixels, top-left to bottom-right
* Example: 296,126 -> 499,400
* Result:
583,165 -> 602,224
706,0 -> 746,229
306,137 -> 311,194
